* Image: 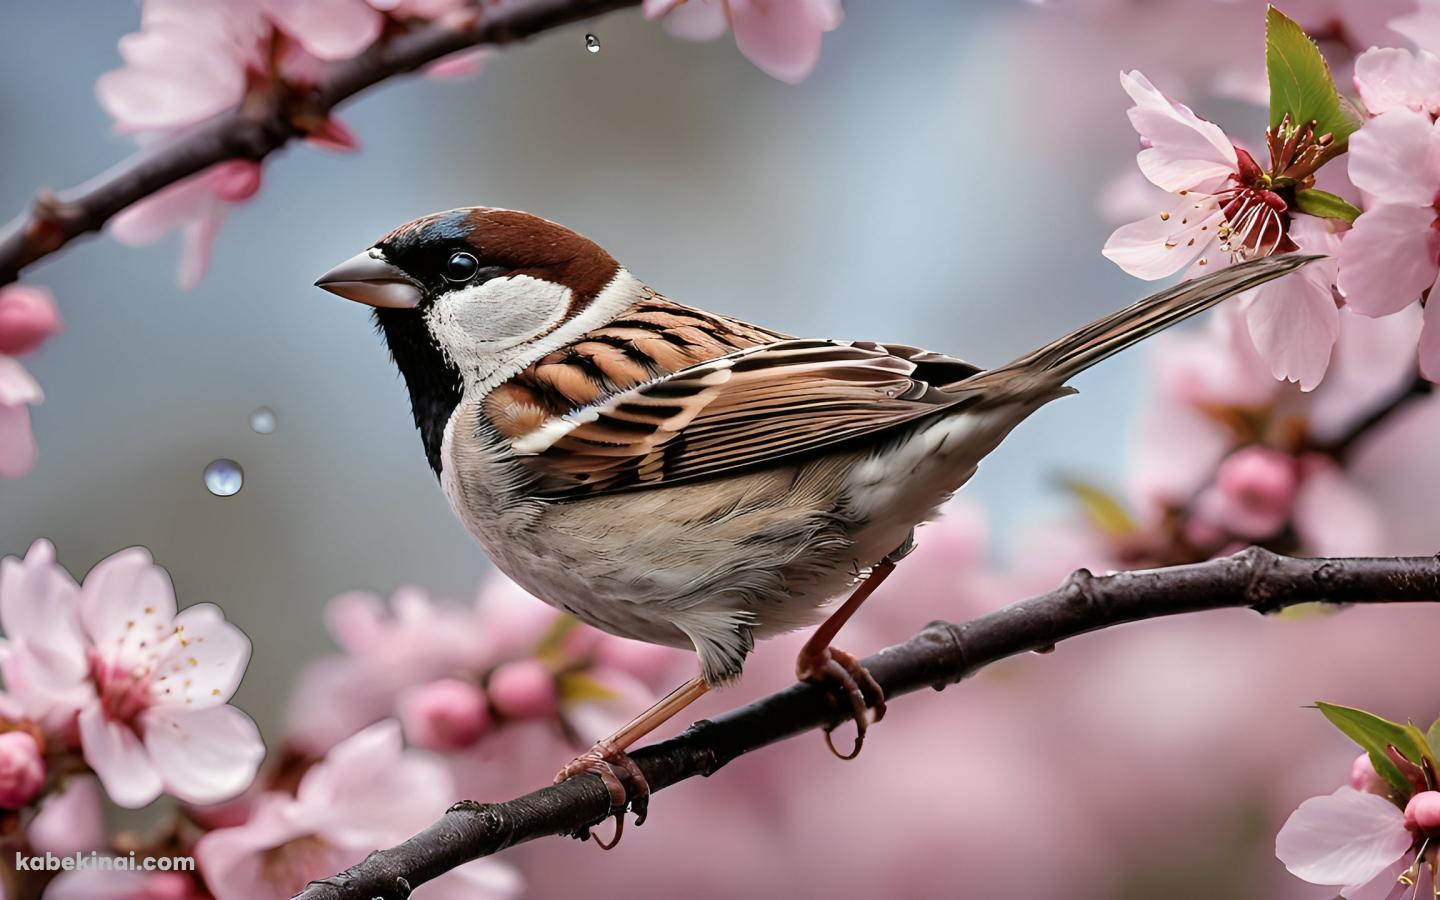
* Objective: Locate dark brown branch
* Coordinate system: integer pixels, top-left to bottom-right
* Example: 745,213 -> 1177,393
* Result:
294,548 -> 1440,900
1322,375 -> 1435,460
0,0 -> 641,286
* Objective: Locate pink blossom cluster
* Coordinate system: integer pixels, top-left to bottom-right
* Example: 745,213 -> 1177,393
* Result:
1102,2 -> 1440,391
96,0 -> 486,288
0,286 -> 61,478
287,577 -> 687,759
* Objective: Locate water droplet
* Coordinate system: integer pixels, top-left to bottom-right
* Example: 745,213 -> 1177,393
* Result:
249,406 -> 277,434
203,459 -> 244,497
585,33 -> 600,53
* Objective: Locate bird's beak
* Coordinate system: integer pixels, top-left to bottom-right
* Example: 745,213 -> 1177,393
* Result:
314,249 -> 423,309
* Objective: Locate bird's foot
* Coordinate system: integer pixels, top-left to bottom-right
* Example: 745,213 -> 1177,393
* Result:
796,645 -> 887,760
554,739 -> 650,849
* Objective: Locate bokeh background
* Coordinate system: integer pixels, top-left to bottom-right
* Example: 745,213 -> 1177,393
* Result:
3,2 -> 1437,898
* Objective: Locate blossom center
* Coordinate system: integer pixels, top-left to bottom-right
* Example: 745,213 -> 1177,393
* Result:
88,648 -> 153,726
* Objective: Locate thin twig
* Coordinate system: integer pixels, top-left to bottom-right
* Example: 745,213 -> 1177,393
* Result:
0,0 -> 642,287
295,548 -> 1440,900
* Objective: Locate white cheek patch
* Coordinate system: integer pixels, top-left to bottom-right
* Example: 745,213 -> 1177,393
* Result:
425,274 -> 572,373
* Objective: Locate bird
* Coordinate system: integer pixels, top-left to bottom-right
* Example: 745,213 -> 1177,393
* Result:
315,207 -> 1312,843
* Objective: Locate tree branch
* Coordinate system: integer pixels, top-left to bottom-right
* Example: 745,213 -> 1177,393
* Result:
294,547 -> 1440,900
0,0 -> 641,287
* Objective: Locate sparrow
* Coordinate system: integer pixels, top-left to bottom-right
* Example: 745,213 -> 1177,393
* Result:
315,207 -> 1311,841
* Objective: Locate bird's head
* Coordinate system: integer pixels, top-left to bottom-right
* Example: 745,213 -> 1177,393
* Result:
315,207 -> 625,382
315,207 -> 634,473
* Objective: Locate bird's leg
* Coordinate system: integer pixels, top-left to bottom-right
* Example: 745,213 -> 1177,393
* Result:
554,674 -> 709,848
796,532 -> 915,760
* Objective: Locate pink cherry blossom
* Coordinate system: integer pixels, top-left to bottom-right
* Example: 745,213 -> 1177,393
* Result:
195,720 -> 520,900
0,286 -> 62,357
0,731 -> 43,808
1353,47 -> 1440,116
1277,787 -> 1416,895
1101,70 -> 1339,388
1337,106 -> 1440,380
643,0 -> 843,83
0,540 -> 264,808
96,0 -> 267,134
397,677 -> 491,751
259,0 -> 382,62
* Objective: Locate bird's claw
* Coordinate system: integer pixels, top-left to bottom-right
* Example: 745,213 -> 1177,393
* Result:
554,740 -> 650,849
797,646 -> 886,760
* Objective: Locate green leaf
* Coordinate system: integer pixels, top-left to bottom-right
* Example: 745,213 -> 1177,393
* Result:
1293,188 -> 1361,223
534,615 -> 579,660
1266,6 -> 1360,150
1317,702 -> 1434,798
1427,716 -> 1440,762
1056,476 -> 1134,537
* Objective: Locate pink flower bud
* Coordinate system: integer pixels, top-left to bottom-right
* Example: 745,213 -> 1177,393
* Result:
397,678 -> 490,752
209,161 -> 262,203
1405,790 -> 1440,836
1211,446 -> 1298,538
487,660 -> 558,719
0,732 -> 45,808
0,287 -> 62,356
1350,753 -> 1388,796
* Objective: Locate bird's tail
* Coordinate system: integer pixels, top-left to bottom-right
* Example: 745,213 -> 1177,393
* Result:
960,254 -> 1318,398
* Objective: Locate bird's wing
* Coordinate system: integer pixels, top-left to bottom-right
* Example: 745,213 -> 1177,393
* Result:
507,338 -> 982,499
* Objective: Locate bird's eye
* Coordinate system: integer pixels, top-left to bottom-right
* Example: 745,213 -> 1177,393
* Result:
443,251 -> 480,282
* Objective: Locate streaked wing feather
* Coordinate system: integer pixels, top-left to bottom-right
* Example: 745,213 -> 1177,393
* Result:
512,339 -> 980,499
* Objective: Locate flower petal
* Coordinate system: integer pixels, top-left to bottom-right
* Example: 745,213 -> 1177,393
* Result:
1276,787 -> 1412,887
79,547 -> 176,652
1120,70 -> 1238,193
1242,261 -> 1340,391
1102,205 -> 1222,280
657,0 -> 729,40
150,603 -> 251,708
728,0 -> 843,84
144,704 -> 265,805
1337,203 -> 1440,317
1353,47 -> 1440,116
78,703 -> 162,808
262,0 -> 383,61
1347,110 -> 1440,205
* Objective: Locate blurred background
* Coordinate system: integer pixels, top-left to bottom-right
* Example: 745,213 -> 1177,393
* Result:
3,1 -> 1437,898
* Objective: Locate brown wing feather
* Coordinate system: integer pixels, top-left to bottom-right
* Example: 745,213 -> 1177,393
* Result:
508,339 -> 980,499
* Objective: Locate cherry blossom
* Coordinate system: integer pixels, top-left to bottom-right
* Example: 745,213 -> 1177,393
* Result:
1276,787 -> 1422,897
1336,103 -> 1440,380
643,0 -> 843,83
287,577 -> 685,755
0,540 -> 265,808
194,720 -> 520,900
1101,70 -> 1341,389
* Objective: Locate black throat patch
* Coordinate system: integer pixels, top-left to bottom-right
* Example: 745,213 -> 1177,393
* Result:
373,308 -> 462,477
